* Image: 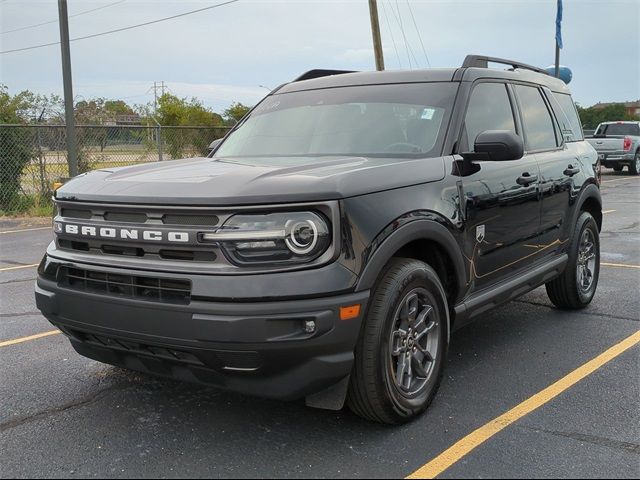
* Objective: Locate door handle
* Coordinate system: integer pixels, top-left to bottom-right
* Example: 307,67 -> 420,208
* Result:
517,173 -> 538,186
564,165 -> 581,176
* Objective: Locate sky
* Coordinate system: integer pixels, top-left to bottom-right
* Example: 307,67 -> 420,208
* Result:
1,0 -> 639,113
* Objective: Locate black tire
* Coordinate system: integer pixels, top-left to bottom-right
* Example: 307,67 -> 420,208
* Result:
546,212 -> 600,309
347,258 -> 448,424
613,165 -> 623,172
629,151 -> 640,176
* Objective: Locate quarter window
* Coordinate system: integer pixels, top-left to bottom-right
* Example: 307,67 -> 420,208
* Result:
462,82 -> 516,151
552,93 -> 584,141
515,85 -> 559,151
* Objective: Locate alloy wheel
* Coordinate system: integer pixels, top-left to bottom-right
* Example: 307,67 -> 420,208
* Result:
388,288 -> 440,396
576,228 -> 597,293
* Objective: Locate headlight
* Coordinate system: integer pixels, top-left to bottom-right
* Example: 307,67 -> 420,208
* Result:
200,212 -> 331,266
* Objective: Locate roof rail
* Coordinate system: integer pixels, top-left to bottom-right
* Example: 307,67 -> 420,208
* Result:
293,69 -> 357,82
462,55 -> 550,76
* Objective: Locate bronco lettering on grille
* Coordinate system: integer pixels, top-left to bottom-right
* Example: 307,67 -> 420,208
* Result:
55,222 -> 190,243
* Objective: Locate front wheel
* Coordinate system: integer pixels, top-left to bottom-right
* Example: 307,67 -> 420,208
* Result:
629,152 -> 640,176
347,258 -> 448,424
613,165 -> 623,172
546,212 -> 600,309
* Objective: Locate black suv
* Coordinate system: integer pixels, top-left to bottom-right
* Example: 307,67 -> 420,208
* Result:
36,56 -> 601,424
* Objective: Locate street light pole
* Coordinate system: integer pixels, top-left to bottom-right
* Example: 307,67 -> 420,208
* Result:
368,0 -> 385,71
58,0 -> 78,177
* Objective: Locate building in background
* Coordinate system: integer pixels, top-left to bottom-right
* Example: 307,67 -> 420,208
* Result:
591,100 -> 640,117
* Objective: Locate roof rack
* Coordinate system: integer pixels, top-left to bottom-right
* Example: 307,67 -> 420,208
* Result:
462,55 -> 550,76
293,69 -> 357,82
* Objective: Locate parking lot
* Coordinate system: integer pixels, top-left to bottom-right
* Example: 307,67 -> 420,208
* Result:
0,171 -> 638,479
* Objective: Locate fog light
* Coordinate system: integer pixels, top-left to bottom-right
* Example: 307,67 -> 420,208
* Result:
304,320 -> 316,334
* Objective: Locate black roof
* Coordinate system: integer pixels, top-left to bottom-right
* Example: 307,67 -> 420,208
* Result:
279,55 -> 571,95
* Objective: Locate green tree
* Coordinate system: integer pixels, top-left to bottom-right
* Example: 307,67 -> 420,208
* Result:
104,99 -> 135,116
155,94 -> 222,158
20,92 -> 64,123
576,103 -> 639,130
155,94 -> 217,126
223,102 -> 251,125
0,86 -> 34,211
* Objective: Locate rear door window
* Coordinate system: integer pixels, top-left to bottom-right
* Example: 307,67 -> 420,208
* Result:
515,85 -> 559,151
596,123 -> 640,136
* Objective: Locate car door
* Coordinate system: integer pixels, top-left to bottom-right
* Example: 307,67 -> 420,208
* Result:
458,81 -> 541,292
540,88 -> 588,249
513,84 -> 573,257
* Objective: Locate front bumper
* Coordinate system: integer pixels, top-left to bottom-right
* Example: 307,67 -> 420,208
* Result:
35,256 -> 369,401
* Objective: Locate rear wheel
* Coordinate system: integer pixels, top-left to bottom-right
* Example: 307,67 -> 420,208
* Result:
546,212 -> 600,309
629,152 -> 640,175
347,258 -> 448,424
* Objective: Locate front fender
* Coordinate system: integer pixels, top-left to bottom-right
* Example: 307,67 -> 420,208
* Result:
355,215 -> 467,304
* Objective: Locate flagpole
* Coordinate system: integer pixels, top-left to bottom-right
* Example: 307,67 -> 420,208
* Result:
555,0 -> 562,78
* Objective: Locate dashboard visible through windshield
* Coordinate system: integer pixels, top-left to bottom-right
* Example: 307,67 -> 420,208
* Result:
214,83 -> 458,159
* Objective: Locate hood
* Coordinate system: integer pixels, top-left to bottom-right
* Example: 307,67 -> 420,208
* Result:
56,155 -> 446,206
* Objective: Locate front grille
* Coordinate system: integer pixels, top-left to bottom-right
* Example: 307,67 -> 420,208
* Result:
61,208 -> 92,219
60,206 -> 221,226
59,266 -> 191,304
104,212 -> 148,223
162,214 -> 219,226
55,202 -> 229,262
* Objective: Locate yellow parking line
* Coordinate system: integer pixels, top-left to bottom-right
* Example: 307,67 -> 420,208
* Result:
0,226 -> 50,235
406,330 -> 640,479
601,262 -> 640,270
602,209 -> 616,214
0,330 -> 61,348
0,263 -> 39,272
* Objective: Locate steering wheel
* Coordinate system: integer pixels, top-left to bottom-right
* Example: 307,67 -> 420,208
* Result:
384,142 -> 424,153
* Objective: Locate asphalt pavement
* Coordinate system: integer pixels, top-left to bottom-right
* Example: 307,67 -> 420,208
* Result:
0,171 -> 638,479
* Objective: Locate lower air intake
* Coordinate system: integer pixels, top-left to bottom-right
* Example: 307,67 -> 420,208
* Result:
58,266 -> 191,305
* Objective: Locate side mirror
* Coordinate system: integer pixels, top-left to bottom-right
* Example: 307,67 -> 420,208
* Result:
461,130 -> 524,162
208,138 -> 223,153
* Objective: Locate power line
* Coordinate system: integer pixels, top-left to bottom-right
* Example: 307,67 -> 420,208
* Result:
380,0 -> 402,68
0,0 -> 239,55
391,0 -> 417,69
406,0 -> 431,68
0,0 -> 127,35
399,1 -> 420,68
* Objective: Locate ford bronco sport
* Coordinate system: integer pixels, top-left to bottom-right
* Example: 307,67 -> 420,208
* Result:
36,55 -> 602,424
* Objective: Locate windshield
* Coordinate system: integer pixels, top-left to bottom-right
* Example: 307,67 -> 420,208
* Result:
215,83 -> 457,158
596,123 -> 640,136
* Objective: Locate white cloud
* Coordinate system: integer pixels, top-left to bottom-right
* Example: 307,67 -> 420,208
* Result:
1,0 -> 638,107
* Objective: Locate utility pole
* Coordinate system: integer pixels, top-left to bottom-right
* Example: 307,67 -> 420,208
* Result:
368,0 -> 385,71
149,82 -> 166,162
58,0 -> 78,177
152,81 -> 167,114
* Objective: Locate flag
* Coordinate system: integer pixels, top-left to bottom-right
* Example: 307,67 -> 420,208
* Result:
556,0 -> 563,49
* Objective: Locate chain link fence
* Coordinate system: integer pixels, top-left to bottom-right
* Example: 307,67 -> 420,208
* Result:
0,124 -> 231,215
